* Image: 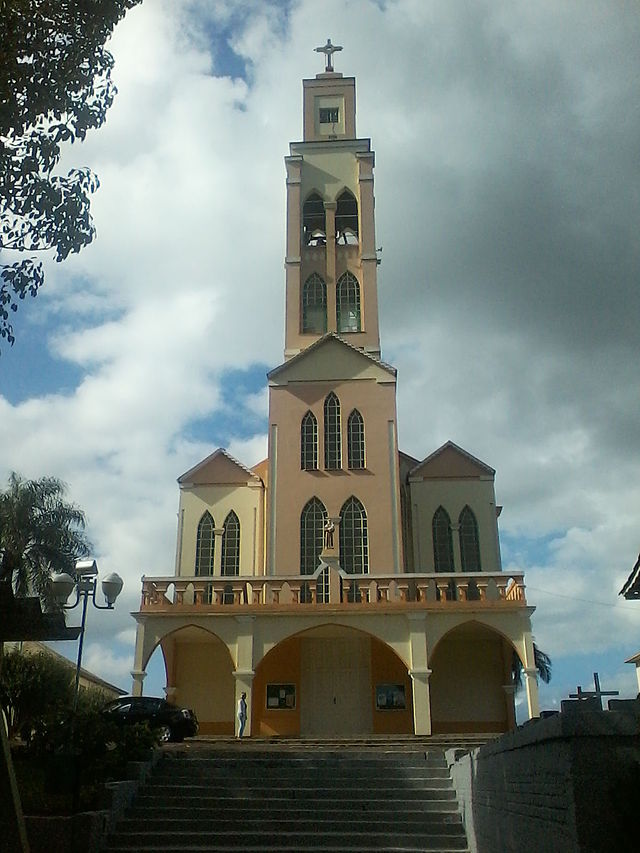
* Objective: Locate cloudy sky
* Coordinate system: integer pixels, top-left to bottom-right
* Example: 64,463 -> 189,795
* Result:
2,0 -> 639,714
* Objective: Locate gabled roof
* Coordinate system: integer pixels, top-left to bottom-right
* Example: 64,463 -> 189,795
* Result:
620,552 -> 640,599
268,333 -> 396,384
178,448 -> 263,487
409,441 -> 495,480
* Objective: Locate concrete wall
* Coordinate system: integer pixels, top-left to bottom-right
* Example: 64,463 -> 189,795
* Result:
409,477 -> 500,574
178,483 -> 263,577
268,366 -> 401,574
450,711 -> 640,853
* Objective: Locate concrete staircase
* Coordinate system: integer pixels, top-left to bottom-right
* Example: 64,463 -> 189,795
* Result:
102,739 -> 474,852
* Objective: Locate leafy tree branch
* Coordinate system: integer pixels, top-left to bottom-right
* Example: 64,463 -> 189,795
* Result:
0,0 -> 141,348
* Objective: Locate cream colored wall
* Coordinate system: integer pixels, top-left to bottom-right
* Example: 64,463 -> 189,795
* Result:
173,638 -> 235,731
285,141 -> 380,357
429,627 -> 509,729
409,477 -> 501,573
177,483 -> 263,577
298,149 -> 360,204
274,339 -> 392,383
137,608 -> 533,683
302,77 -> 356,141
268,374 -> 401,574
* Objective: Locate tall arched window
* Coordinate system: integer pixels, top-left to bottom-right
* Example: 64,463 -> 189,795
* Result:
302,273 -> 327,333
347,409 -> 365,469
300,498 -> 327,575
336,271 -> 361,332
340,496 -> 369,574
432,507 -> 454,573
324,392 -> 341,469
221,511 -> 240,576
335,189 -> 358,243
459,506 -> 481,572
300,411 -> 318,470
303,192 -> 326,246
195,511 -> 215,576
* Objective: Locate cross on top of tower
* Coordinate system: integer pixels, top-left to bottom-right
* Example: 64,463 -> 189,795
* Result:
314,38 -> 343,72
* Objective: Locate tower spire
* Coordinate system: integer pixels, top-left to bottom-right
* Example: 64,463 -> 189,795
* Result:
314,38 -> 343,73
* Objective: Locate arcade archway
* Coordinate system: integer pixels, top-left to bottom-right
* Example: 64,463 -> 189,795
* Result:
429,621 -> 515,734
252,624 -> 413,737
158,625 -> 235,735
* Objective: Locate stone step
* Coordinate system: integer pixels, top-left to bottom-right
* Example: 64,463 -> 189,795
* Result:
145,775 -> 453,790
115,814 -> 464,833
152,768 -> 452,782
134,785 -> 457,803
104,830 -> 469,850
167,751 -> 450,764
126,800 -> 462,820
103,847 -> 469,853
104,742 -> 472,852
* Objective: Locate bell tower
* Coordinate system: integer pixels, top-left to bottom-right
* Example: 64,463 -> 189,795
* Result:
283,41 -> 381,359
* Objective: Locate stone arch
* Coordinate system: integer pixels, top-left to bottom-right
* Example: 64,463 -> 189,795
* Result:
252,622 -> 413,737
149,623 -> 236,736
429,620 -> 518,734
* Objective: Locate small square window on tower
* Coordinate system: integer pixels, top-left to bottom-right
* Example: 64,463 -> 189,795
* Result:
319,107 -> 339,124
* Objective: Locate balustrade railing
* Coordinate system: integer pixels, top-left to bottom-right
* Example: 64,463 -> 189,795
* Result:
139,570 -> 526,611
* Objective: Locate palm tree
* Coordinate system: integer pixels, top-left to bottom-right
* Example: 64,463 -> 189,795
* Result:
0,473 -> 91,608
512,643 -> 552,691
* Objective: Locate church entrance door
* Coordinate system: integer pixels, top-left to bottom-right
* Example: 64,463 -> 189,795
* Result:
300,633 -> 372,736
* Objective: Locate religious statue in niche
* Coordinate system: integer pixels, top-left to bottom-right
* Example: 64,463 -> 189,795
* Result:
323,519 -> 335,549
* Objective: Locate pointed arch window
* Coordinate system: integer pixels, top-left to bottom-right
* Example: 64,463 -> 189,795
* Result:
301,411 -> 318,470
336,271 -> 361,333
459,506 -> 481,572
340,497 -> 369,575
300,498 -> 327,576
221,511 -> 240,576
335,189 -> 359,244
347,409 -> 365,469
432,507 -> 454,573
324,392 -> 341,469
195,511 -> 215,576
303,192 -> 326,246
302,273 -> 327,333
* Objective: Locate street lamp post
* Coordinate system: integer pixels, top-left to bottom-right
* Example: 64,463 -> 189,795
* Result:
50,559 -> 123,814
51,559 -> 124,711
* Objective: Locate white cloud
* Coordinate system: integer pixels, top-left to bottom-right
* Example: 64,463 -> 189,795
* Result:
1,0 -> 639,698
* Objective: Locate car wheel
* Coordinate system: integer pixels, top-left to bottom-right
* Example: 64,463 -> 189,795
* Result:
156,725 -> 173,743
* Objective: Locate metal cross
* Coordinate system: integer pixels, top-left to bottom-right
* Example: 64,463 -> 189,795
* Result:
314,38 -> 343,72
569,672 -> 619,710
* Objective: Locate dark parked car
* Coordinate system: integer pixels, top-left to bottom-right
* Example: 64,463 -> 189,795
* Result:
102,696 -> 199,742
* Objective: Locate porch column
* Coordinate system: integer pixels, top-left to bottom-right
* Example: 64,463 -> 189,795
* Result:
131,620 -> 147,696
131,670 -> 146,697
234,616 -> 255,736
503,684 -> 517,730
523,632 -> 540,718
407,613 -> 432,735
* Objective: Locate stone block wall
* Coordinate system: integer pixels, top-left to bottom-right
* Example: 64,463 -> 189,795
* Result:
449,711 -> 640,853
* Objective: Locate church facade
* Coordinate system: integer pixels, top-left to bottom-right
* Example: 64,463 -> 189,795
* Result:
131,49 -> 540,737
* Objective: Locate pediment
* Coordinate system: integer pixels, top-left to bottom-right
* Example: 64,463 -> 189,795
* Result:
268,334 -> 396,386
178,448 -> 261,487
410,441 -> 495,480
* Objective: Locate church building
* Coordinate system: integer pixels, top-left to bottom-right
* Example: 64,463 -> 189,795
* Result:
131,44 -> 541,737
